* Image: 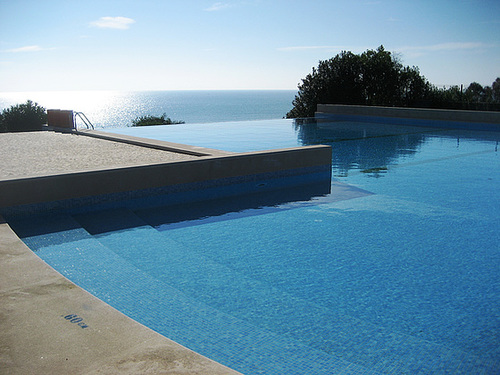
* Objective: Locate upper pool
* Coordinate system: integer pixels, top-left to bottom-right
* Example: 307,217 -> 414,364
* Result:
108,118 -> 309,152
8,118 -> 500,374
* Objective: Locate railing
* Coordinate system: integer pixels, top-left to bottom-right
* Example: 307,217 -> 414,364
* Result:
74,112 -> 94,130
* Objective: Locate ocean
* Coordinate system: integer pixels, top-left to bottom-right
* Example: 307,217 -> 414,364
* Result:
0,90 -> 297,128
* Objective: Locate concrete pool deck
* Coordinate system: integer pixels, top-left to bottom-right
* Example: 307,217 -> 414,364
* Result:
0,129 -> 332,374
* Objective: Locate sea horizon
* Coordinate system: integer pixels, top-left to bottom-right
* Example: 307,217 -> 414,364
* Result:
0,89 -> 298,128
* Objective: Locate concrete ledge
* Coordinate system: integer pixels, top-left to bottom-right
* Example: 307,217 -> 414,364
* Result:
76,130 -> 232,157
316,104 -> 500,130
0,217 -> 240,375
0,145 -> 332,210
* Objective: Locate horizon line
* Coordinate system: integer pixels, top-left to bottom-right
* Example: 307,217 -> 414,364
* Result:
0,88 -> 299,94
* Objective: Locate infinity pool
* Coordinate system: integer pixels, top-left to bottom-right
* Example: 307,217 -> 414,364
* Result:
8,119 -> 500,374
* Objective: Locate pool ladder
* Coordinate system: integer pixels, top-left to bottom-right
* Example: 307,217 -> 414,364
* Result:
74,112 -> 94,130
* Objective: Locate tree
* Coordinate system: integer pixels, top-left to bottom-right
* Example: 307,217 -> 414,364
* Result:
131,113 -> 184,127
465,82 -> 486,103
484,86 -> 494,103
0,100 -> 47,132
492,77 -> 500,103
427,80 -> 500,110
399,66 -> 432,107
286,46 -> 432,118
424,85 -> 463,109
286,50 -> 364,118
360,45 -> 402,106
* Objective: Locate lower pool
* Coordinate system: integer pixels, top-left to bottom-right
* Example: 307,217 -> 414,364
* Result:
7,119 -> 500,374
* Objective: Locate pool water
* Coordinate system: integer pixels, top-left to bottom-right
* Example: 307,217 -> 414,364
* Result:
8,119 -> 500,374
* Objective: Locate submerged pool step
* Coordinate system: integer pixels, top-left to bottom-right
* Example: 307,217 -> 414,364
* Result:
71,208 -> 483,374
7,214 -> 187,311
71,209 -> 374,374
10,211 -> 366,374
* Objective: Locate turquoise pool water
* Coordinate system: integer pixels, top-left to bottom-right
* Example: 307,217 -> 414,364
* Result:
7,119 -> 500,374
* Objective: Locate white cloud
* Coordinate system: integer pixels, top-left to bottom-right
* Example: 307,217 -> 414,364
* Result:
205,2 -> 232,11
4,45 -> 42,53
89,16 -> 136,30
2,45 -> 54,53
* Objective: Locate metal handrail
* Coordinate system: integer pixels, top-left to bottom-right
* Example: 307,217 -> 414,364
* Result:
74,112 -> 94,130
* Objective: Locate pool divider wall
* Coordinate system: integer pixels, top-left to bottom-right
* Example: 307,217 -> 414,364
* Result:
75,129 -> 232,157
316,104 -> 500,131
0,142 -> 332,216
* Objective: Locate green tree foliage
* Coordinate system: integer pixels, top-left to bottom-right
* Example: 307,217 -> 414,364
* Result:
492,78 -> 500,102
287,46 -> 433,118
0,100 -> 47,132
131,113 -> 185,127
465,82 -> 486,103
399,66 -> 431,106
428,78 -> 500,110
287,51 -> 364,118
361,46 -> 403,105
287,45 -> 500,117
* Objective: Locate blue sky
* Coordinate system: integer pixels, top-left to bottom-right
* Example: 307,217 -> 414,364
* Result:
0,0 -> 499,92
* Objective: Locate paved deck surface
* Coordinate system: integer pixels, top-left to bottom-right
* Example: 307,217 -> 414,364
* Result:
0,131 -> 198,181
0,131 -> 241,374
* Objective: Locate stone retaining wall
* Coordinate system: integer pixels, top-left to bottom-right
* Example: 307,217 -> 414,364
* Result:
316,104 -> 500,131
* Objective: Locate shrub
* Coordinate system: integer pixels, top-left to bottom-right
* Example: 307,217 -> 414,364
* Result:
286,46 -> 433,118
0,100 -> 47,132
131,113 -> 184,127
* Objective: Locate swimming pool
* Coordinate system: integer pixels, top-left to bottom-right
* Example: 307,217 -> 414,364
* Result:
7,118 -> 500,374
